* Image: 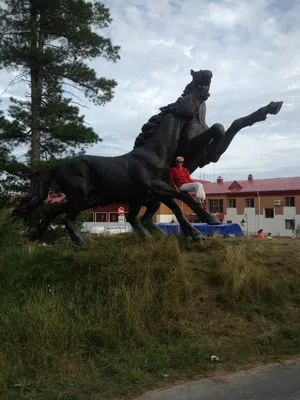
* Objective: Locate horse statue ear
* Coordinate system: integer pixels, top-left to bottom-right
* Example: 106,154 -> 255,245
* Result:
190,69 -> 195,77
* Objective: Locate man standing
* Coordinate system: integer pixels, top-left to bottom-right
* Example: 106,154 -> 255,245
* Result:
170,156 -> 206,204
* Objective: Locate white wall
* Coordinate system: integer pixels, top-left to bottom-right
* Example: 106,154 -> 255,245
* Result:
156,214 -> 176,223
226,207 -> 237,215
156,207 -> 299,237
224,209 -> 299,236
219,207 -> 257,234
82,222 -> 132,234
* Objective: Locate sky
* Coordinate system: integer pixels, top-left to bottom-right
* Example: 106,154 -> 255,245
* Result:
0,0 -> 300,182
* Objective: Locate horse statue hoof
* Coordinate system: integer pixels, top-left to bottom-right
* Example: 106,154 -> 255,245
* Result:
268,101 -> 283,115
28,230 -> 40,242
191,232 -> 203,241
77,242 -> 89,249
208,220 -> 222,226
203,212 -> 222,225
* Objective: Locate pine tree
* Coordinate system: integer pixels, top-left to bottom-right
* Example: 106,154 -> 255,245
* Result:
0,0 -> 120,195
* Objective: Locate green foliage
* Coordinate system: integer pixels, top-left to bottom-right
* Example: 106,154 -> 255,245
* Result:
293,223 -> 300,238
0,0 -> 120,102
0,234 -> 300,399
0,208 -> 27,248
0,0 -> 120,195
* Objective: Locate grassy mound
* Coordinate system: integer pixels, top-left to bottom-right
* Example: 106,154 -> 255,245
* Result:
0,210 -> 300,399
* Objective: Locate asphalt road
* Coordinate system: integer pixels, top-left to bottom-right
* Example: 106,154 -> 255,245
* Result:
138,360 -> 300,400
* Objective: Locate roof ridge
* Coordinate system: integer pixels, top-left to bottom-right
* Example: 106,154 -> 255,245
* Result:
215,176 -> 300,184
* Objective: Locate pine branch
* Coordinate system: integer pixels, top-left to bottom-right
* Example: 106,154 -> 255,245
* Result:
62,89 -> 88,108
1,71 -> 28,95
40,142 -> 54,157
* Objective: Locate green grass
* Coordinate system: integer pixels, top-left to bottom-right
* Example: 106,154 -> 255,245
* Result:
0,210 -> 300,399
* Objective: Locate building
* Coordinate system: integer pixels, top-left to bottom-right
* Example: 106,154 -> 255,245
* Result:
13,174 -> 299,237
155,174 -> 300,237
47,197 -> 131,230
88,204 -> 128,223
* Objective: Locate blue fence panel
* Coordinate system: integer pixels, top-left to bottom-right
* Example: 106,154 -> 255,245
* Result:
157,223 -> 243,237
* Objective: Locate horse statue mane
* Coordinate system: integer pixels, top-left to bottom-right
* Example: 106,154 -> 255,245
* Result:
133,69 -> 211,149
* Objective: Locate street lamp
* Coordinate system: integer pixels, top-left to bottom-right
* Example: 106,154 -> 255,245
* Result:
240,213 -> 248,236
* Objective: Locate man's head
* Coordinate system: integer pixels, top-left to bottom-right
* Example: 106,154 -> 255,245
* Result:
176,156 -> 184,166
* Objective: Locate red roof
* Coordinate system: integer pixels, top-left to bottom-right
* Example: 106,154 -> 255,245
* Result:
193,179 -> 211,184
10,193 -> 66,203
202,176 -> 300,195
47,193 -> 65,203
10,176 -> 300,204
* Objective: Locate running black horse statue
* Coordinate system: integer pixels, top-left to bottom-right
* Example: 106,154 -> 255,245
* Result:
12,68 -> 283,247
13,70 -> 223,246
137,69 -> 283,231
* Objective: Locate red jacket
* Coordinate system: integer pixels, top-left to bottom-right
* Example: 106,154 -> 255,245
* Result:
170,166 -> 193,188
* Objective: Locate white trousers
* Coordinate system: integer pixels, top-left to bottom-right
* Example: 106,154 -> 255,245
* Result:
179,182 -> 206,201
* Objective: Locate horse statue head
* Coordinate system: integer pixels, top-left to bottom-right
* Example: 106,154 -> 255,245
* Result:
133,69 -> 213,149
182,69 -> 213,97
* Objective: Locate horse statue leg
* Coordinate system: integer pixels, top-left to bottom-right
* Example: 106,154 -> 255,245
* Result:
178,192 -> 220,224
27,187 -> 156,243
29,202 -> 69,241
29,194 -> 104,242
186,122 -> 226,170
140,199 -> 166,235
64,201 -> 88,247
126,201 -> 152,237
212,101 -> 283,164
149,180 -> 221,236
157,197 -> 203,240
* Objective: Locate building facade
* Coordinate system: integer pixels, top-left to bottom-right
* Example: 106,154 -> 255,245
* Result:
41,175 -> 300,237
88,204 -> 129,223
155,174 -> 300,237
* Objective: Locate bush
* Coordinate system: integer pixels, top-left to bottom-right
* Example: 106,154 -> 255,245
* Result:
293,223 -> 300,238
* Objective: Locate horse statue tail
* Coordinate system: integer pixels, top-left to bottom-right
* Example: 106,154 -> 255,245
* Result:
12,164 -> 61,217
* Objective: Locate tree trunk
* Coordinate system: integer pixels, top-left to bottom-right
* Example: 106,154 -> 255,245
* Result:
30,2 -> 44,189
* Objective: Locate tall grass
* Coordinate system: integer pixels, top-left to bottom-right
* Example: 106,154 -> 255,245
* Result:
0,208 -> 27,249
0,209 -> 300,399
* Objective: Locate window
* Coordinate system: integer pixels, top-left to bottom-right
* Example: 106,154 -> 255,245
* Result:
265,208 -> 274,218
228,199 -> 236,208
285,219 -> 295,230
109,212 -> 119,222
285,197 -> 295,207
95,212 -> 107,222
245,198 -> 254,207
209,199 -> 223,214
88,212 -> 94,222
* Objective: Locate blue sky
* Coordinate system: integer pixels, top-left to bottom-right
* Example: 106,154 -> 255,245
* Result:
0,0 -> 300,182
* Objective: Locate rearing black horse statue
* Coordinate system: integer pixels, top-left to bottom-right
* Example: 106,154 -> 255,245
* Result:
137,69 -> 283,231
13,70 -> 224,246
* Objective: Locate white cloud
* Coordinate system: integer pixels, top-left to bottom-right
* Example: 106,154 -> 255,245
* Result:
1,0 -> 300,182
